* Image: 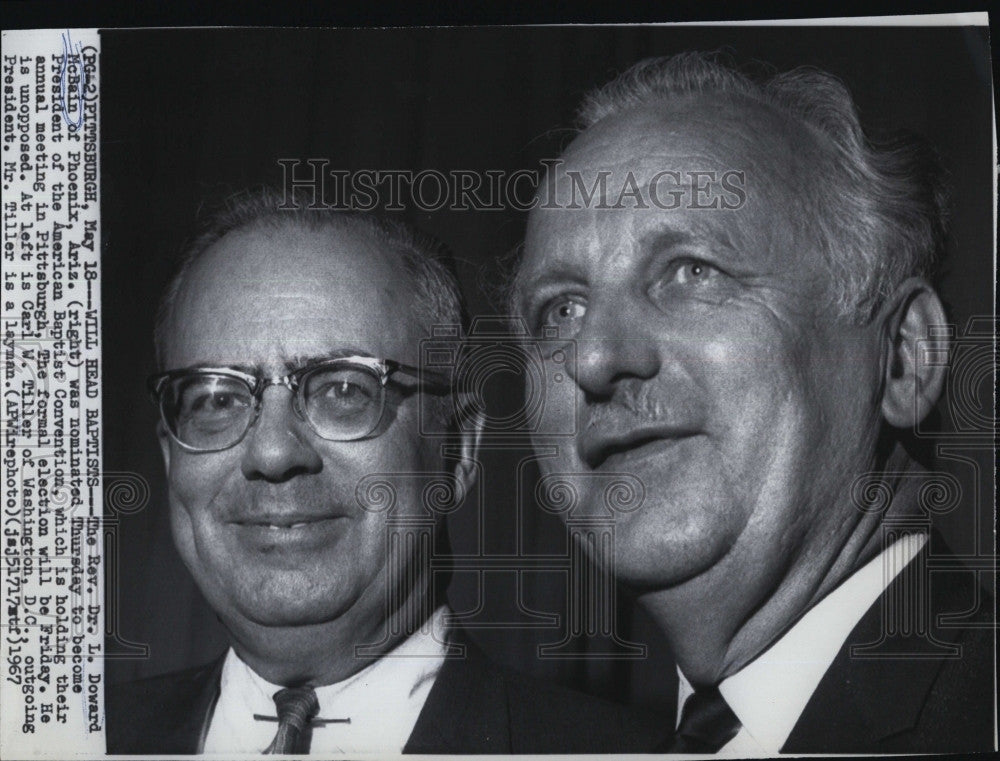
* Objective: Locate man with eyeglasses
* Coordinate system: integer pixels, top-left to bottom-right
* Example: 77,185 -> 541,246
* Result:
105,187 -> 661,755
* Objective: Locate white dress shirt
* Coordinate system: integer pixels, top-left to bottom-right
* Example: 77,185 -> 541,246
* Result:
203,606 -> 450,754
676,533 -> 927,756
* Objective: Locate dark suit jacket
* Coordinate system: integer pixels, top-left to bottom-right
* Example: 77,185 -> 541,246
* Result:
783,536 -> 995,754
106,632 -> 666,754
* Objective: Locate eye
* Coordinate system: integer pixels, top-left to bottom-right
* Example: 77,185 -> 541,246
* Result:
317,380 -> 374,405
648,258 -> 725,306
177,377 -> 253,416
305,367 -> 381,412
200,391 -> 242,411
327,381 -> 366,400
539,296 -> 587,338
674,260 -> 716,284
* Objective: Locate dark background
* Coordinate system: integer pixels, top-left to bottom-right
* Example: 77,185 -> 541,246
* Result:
101,26 -> 994,715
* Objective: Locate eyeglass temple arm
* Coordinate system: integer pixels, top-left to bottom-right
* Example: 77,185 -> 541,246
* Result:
146,372 -> 167,402
386,361 -> 453,392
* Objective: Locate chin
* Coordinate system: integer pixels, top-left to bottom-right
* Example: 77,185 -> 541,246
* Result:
591,500 -> 738,592
233,592 -> 355,628
211,571 -> 363,629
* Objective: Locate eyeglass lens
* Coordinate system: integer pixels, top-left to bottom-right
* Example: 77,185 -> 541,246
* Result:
161,364 -> 386,450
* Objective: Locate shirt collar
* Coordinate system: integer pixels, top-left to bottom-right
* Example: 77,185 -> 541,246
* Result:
208,606 -> 450,753
677,532 -> 927,751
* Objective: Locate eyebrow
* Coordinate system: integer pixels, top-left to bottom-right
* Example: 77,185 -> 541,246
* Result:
518,216 -> 747,304
516,265 -> 589,304
282,348 -> 374,370
639,224 -> 741,259
178,348 -> 377,375
639,228 -> 696,253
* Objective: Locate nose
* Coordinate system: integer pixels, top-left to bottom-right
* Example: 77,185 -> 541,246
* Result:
240,386 -> 323,481
568,301 -> 661,400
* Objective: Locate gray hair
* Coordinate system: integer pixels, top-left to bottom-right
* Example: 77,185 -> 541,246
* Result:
553,52 -> 949,322
153,186 -> 466,370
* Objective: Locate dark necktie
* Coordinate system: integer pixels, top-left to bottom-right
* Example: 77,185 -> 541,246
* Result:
263,687 -> 320,754
658,685 -> 742,753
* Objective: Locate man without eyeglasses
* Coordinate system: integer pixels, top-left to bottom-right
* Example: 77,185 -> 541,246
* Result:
106,188 -> 662,754
514,53 -> 995,754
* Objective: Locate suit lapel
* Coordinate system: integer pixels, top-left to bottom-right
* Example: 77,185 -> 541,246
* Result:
166,655 -> 224,753
783,538 -> 974,752
404,633 -> 511,753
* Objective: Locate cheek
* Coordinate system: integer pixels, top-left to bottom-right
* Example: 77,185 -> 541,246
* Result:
801,335 -> 883,486
692,315 -> 807,423
166,447 -> 240,512
165,449 -> 239,567
688,314 -> 828,499
379,416 -> 442,474
731,316 -> 883,450
704,317 -> 881,517
352,424 -> 450,516
533,364 -> 586,464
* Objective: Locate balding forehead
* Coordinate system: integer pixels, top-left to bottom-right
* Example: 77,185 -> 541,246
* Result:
556,93 -> 828,200
191,222 -> 388,277
160,223 -> 424,369
572,90 -> 815,152
530,97 -> 822,229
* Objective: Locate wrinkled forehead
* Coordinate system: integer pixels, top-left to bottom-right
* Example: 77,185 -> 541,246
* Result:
520,95 -> 824,286
162,223 -> 423,369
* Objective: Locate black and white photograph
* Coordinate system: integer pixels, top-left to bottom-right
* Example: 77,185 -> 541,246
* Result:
1,12 -> 996,759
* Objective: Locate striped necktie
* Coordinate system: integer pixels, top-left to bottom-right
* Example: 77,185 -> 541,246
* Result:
263,687 -> 320,754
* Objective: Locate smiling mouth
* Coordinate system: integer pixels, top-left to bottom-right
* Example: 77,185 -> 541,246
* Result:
233,517 -> 342,529
583,432 -> 701,470
230,516 -> 347,551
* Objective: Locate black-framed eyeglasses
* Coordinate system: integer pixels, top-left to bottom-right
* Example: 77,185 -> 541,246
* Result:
147,356 -> 450,452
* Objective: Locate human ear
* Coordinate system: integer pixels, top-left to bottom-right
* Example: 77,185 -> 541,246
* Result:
157,419 -> 172,471
450,402 -> 484,504
878,277 -> 948,428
